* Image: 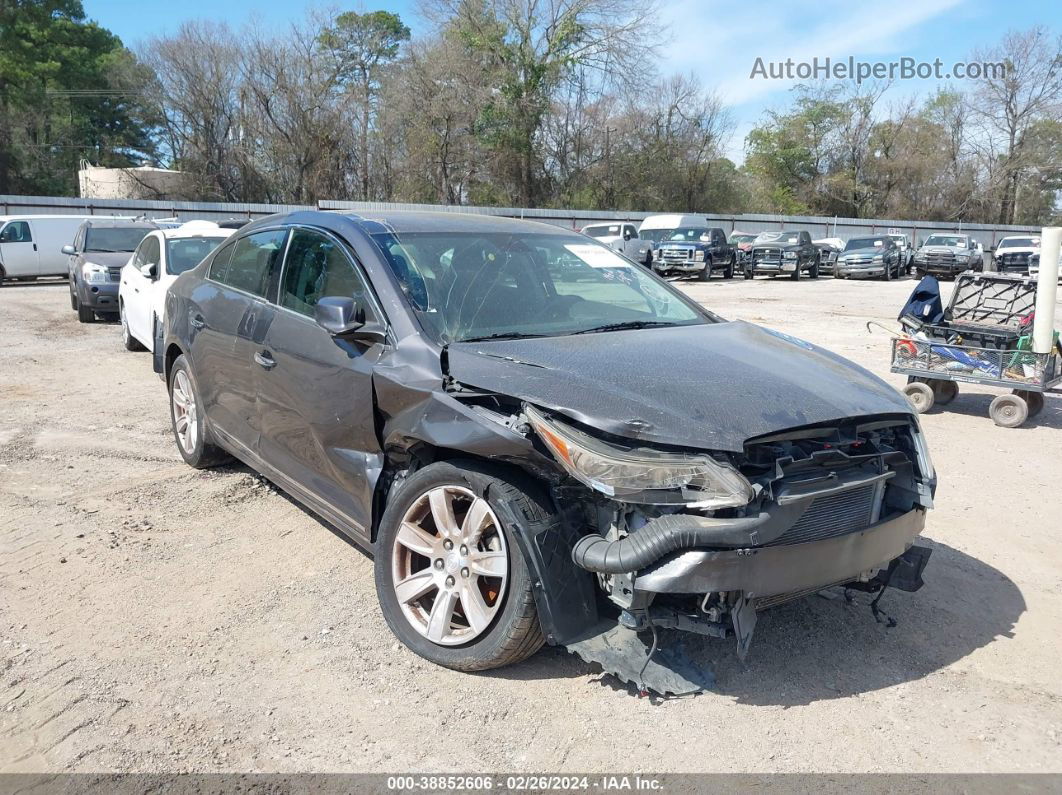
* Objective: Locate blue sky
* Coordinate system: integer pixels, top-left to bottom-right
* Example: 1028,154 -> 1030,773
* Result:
85,0 -> 1058,161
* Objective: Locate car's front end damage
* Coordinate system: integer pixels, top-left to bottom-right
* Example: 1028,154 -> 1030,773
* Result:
437,321 -> 936,693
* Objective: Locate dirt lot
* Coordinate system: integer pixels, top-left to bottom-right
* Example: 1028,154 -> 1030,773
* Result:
2,273 -> 1061,774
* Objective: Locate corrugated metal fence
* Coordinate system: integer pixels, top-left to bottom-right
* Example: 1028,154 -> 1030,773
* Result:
0,193 -> 1042,249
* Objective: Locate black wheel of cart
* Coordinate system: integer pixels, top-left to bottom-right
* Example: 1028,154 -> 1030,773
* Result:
989,393 -> 1028,428
1014,390 -> 1044,418
903,381 -> 934,413
932,380 -> 958,405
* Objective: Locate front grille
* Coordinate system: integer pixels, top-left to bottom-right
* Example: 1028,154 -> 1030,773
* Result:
107,269 -> 121,282
660,247 -> 692,262
767,483 -> 878,546
925,251 -> 956,264
843,256 -> 873,266
752,246 -> 781,262
998,252 -> 1030,270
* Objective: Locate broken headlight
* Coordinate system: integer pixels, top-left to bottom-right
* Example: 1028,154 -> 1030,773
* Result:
524,405 -> 753,507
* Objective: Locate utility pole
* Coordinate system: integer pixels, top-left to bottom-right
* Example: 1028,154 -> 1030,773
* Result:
605,126 -> 616,210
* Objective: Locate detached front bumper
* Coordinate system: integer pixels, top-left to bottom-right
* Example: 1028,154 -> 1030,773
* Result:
633,507 -> 926,597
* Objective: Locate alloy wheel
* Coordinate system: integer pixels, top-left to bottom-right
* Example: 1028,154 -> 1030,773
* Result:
390,485 -> 509,646
171,370 -> 198,454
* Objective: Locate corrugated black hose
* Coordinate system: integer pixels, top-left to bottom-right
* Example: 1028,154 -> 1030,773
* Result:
571,512 -> 771,574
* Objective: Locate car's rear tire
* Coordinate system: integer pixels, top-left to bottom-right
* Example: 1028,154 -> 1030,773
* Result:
168,354 -> 232,468
375,460 -> 546,672
69,289 -> 77,310
120,303 -> 146,351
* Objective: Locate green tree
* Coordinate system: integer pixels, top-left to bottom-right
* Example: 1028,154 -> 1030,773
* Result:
0,0 -> 157,194
319,10 -> 410,200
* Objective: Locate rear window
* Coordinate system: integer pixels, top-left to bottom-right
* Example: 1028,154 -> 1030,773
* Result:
584,225 -> 621,238
209,229 -> 288,297
85,227 -> 152,253
167,237 -> 228,275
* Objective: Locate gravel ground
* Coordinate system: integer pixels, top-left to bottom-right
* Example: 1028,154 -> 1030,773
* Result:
1,273 -> 1061,774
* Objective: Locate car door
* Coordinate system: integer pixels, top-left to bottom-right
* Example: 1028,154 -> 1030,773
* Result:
124,235 -> 158,344
190,228 -> 288,455
254,226 -> 386,537
0,221 -> 39,277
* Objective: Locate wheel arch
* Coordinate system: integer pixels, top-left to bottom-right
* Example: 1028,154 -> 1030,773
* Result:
163,342 -> 186,383
371,441 -> 599,646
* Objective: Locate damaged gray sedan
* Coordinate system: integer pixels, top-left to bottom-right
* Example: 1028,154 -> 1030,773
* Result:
158,210 -> 936,691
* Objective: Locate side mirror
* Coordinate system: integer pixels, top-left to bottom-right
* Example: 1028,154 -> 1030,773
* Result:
140,262 -> 158,279
62,245 -> 75,255
314,296 -> 386,343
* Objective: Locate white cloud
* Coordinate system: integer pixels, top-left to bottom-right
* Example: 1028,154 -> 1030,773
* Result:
658,0 -> 972,161
657,0 -> 966,132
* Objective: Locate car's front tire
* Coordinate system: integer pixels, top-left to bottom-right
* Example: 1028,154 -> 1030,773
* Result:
375,460 -> 546,672
168,354 -> 232,469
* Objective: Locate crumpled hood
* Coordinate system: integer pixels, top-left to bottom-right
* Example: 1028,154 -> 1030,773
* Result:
446,320 -> 913,452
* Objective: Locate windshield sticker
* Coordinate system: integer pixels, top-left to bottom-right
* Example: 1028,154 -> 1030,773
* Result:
564,244 -> 632,269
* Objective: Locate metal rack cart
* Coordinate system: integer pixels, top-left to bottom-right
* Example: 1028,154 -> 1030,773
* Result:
890,273 -> 1062,427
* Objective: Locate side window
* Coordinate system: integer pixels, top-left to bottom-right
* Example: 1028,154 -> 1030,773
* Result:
279,229 -> 367,317
223,230 -> 287,297
0,221 -> 31,243
207,239 -> 237,282
141,236 -> 161,267
625,225 -> 638,239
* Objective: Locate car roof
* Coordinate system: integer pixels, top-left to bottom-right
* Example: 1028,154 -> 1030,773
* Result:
156,221 -> 233,240
245,209 -> 574,239
81,219 -> 157,229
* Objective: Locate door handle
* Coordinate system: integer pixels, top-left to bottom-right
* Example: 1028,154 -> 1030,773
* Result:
254,351 -> 276,370
189,314 -> 205,330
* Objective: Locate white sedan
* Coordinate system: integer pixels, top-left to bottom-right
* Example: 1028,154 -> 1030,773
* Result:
119,221 -> 233,352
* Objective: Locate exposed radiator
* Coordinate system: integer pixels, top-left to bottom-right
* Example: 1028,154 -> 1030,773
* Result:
767,483 -> 879,546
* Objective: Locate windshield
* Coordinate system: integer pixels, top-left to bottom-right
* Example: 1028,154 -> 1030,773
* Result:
85,227 -> 152,253
755,231 -> 801,245
924,235 -> 968,248
998,237 -> 1039,248
888,235 -> 906,244
371,231 -> 708,344
661,227 -> 711,242
845,237 -> 885,251
167,237 -> 228,275
583,225 -> 622,238
730,234 -> 755,244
